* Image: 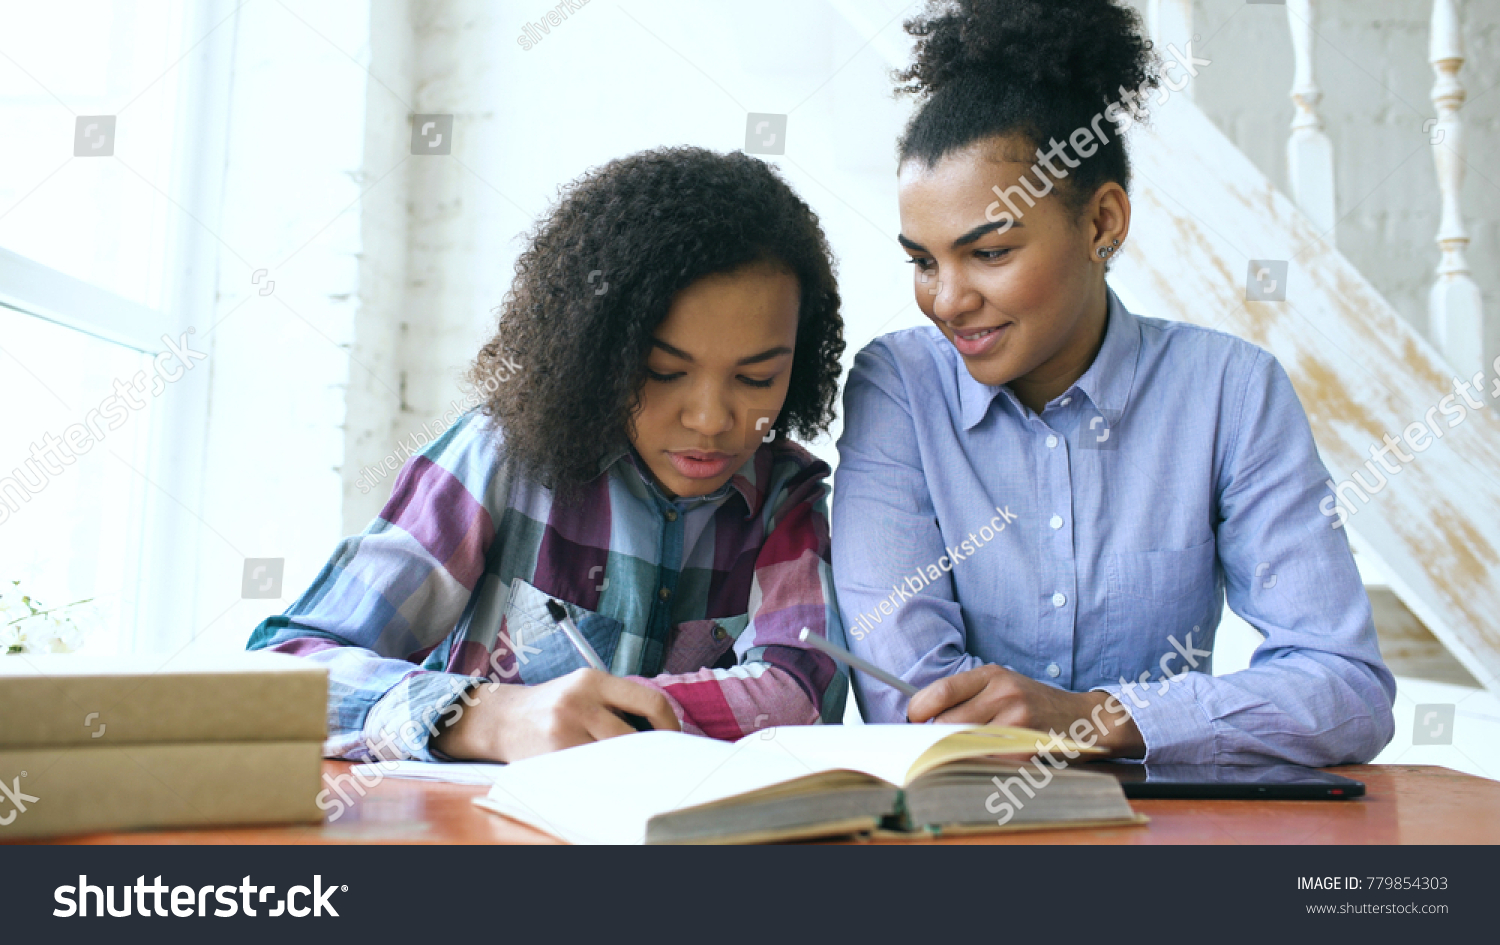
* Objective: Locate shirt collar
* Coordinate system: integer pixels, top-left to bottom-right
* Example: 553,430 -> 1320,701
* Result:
958,285 -> 1141,430
1070,285 -> 1141,419
602,445 -> 762,518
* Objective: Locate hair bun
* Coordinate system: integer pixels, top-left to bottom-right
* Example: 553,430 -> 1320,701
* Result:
898,0 -> 1157,116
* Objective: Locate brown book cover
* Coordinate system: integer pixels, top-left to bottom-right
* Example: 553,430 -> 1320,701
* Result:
0,740 -> 325,839
0,651 -> 327,749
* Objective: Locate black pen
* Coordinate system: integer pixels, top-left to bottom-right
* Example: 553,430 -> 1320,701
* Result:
545,599 -> 653,732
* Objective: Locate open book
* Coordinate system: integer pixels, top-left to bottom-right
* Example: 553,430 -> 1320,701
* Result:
471,724 -> 1143,844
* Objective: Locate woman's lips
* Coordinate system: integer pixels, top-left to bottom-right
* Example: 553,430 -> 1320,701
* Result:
950,322 -> 1010,358
667,450 -> 736,480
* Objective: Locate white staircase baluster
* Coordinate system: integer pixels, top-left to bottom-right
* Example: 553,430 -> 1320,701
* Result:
1287,0 -> 1337,239
1428,0 -> 1485,378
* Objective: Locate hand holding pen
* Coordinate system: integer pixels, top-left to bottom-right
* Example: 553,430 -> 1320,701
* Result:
427,602 -> 677,762
546,599 -> 657,732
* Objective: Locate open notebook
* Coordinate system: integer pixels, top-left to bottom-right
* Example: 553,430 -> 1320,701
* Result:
468,724 -> 1143,844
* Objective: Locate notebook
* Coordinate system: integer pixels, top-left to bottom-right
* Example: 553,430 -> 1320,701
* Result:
471,724 -> 1143,844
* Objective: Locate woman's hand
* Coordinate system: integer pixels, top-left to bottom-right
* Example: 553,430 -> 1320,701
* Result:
906,664 -> 1145,757
432,668 -> 681,763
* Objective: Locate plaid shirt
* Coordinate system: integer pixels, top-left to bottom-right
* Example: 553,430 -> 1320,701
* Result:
248,410 -> 846,762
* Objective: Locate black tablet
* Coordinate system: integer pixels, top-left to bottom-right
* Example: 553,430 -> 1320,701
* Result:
1090,763 -> 1366,799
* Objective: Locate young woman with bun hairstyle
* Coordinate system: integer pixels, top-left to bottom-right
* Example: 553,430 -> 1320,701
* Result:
832,0 -> 1394,765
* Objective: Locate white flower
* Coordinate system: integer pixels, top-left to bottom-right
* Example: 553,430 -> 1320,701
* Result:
1,622 -> 30,654
0,580 -> 93,654
45,617 -> 84,653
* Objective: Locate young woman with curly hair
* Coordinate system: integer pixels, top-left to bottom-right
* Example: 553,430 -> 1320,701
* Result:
250,147 -> 848,764
832,0 -> 1394,766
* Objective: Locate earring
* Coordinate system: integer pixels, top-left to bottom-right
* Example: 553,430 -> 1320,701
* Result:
1097,238 -> 1121,259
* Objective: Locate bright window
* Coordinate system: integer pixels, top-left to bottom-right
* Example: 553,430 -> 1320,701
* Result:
0,303 -> 155,655
0,0 -> 196,655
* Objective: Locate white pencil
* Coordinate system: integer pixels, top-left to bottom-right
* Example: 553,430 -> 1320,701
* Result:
798,627 -> 920,697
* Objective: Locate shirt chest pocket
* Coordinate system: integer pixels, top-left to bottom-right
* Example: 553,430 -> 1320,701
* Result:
501,576 -> 625,685
660,614 -> 751,675
1104,537 -> 1219,679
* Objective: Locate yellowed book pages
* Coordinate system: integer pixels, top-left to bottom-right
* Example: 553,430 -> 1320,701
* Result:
903,726 -> 1100,783
0,652 -> 327,748
0,741 -> 325,839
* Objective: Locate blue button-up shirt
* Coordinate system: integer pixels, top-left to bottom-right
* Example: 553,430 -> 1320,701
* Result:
831,286 -> 1395,765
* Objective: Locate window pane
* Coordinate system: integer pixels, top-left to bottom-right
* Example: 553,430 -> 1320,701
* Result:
0,0 -> 188,311
0,305 -> 155,655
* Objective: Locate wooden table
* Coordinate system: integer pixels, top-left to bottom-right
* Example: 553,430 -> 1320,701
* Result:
23,761 -> 1500,845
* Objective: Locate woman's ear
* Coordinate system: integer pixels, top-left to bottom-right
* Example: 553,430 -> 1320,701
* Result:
1087,183 -> 1131,264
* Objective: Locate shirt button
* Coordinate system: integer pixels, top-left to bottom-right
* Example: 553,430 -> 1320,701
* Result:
1051,592 -> 1066,608
1046,662 -> 1061,678
1045,435 -> 1059,448
1061,397 -> 1072,406
711,624 -> 728,642
664,508 -> 678,522
1049,514 -> 1063,529
658,587 -> 672,602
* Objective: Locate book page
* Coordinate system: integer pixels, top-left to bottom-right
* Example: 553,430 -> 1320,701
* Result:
739,724 -> 1089,786
737,724 -> 980,786
477,730 -> 828,844
350,760 -> 508,786
905,728 -> 1097,781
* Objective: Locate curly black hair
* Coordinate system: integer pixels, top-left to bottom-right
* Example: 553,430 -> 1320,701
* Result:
896,0 -> 1160,219
469,147 -> 844,497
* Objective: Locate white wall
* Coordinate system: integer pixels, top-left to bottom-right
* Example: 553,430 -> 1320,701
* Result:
340,0 -> 925,534
145,0 -> 928,651
350,0 -> 1500,534
175,0 -> 376,653
342,0 -> 414,539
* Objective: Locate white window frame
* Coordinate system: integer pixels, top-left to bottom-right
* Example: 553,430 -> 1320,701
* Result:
0,0 -> 235,653
0,248 -> 174,353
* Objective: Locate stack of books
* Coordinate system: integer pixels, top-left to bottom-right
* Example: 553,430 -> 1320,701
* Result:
0,651 -> 327,840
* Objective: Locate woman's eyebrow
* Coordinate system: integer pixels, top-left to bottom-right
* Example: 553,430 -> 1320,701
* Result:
898,220 -> 1025,254
953,220 -> 1023,247
736,346 -> 793,366
650,339 -> 792,366
651,338 -> 694,361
